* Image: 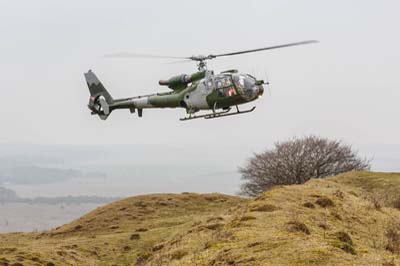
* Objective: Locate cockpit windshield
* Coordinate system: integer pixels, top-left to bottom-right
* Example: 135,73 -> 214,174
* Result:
233,74 -> 258,99
215,75 -> 237,97
215,76 -> 233,89
244,77 -> 255,89
233,75 -> 245,90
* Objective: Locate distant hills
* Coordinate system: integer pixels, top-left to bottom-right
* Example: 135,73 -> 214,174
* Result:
0,186 -> 119,205
0,172 -> 399,266
0,143 -> 243,195
0,166 -> 83,185
0,186 -> 18,202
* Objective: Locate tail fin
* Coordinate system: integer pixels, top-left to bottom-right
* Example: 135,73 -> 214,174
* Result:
84,70 -> 113,120
84,70 -> 113,103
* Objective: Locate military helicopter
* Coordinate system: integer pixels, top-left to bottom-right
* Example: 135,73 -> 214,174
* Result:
84,40 -> 317,121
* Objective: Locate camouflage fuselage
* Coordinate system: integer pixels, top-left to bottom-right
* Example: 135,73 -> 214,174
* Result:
109,70 -> 264,114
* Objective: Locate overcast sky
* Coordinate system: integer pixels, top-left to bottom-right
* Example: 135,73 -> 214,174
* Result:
0,1 -> 399,166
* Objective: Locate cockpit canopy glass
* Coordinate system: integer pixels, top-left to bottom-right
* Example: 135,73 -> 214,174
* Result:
215,76 -> 233,89
233,74 -> 258,98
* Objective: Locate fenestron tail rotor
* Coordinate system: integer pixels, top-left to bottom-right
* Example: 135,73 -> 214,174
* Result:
104,40 -> 319,71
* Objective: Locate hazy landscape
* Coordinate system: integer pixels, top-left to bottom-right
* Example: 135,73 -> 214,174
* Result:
0,143 -> 399,234
0,143 -> 246,196
0,143 -> 246,233
1,1 -> 400,265
1,172 -> 399,266
0,203 -> 102,233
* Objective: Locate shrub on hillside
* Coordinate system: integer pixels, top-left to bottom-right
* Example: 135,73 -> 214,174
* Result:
303,202 -> 315,209
287,220 -> 310,235
239,136 -> 370,196
315,197 -> 335,208
336,231 -> 353,245
250,204 -> 278,212
240,215 -> 256,221
170,249 -> 188,260
371,193 -> 386,211
385,221 -> 400,254
391,196 -> 400,210
333,231 -> 356,255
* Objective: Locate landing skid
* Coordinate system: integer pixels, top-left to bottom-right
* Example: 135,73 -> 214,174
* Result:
180,106 -> 256,121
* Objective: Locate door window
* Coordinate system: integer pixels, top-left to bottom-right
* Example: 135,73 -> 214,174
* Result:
215,76 -> 236,97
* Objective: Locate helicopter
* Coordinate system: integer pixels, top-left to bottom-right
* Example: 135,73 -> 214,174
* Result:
84,40 -> 317,121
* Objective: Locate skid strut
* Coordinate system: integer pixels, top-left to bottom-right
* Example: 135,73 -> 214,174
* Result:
180,105 -> 255,121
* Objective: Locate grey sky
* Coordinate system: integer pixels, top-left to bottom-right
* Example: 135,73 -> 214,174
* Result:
1,1 -> 399,156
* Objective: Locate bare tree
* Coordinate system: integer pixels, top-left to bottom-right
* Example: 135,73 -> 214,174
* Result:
239,136 -> 370,196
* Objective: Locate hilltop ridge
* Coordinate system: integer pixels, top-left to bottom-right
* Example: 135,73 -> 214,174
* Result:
1,172 -> 400,266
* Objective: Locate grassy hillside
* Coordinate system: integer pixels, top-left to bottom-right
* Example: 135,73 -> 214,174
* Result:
1,172 -> 400,266
0,193 -> 245,266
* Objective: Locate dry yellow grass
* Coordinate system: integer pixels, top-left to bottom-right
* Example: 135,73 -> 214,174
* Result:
1,172 -> 400,266
0,193 -> 245,266
145,172 -> 400,266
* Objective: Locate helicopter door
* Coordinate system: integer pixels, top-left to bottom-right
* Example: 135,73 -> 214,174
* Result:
216,76 -> 236,97
204,71 -> 215,93
185,82 -> 209,109
205,79 -> 214,93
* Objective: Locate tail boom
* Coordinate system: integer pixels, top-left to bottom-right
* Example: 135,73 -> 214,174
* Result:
84,70 -> 185,120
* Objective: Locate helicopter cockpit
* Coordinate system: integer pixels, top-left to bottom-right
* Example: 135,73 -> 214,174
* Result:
215,76 -> 237,97
233,74 -> 263,100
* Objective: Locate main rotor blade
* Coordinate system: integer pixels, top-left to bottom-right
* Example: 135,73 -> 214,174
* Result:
103,40 -> 318,63
103,52 -> 190,60
210,40 -> 318,58
164,59 -> 193,64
